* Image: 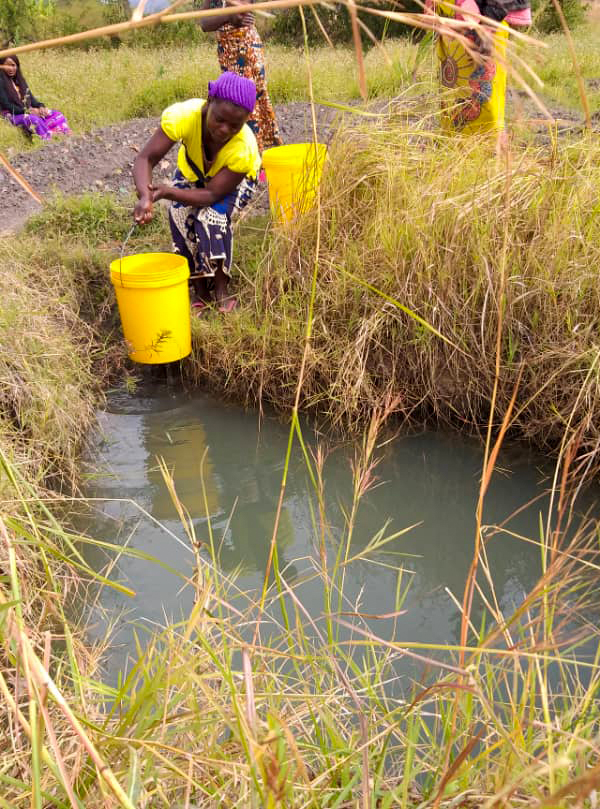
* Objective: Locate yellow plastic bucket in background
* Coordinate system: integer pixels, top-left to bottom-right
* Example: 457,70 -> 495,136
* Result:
262,143 -> 327,223
110,253 -> 191,364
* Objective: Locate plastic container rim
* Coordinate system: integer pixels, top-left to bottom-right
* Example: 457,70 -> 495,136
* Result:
109,253 -> 190,290
262,143 -> 327,168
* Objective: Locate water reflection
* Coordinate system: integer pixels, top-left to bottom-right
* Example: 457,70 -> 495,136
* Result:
80,385 -> 594,680
141,394 -> 298,577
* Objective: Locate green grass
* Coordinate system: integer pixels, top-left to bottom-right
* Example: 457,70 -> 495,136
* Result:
533,23 -> 600,112
0,38 -> 421,153
2,21 -> 599,154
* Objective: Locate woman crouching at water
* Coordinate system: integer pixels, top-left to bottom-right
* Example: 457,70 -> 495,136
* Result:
133,71 -> 260,313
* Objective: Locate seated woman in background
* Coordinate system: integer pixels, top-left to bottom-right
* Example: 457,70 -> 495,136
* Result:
132,71 -> 260,314
0,56 -> 71,140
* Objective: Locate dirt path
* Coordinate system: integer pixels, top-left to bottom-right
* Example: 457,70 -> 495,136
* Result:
0,96 -> 585,234
0,102 -> 341,234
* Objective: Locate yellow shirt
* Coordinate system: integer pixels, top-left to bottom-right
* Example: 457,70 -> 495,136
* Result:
161,98 -> 261,182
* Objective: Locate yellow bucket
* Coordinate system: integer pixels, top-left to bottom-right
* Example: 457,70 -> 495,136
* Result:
109,252 -> 191,365
262,143 -> 327,223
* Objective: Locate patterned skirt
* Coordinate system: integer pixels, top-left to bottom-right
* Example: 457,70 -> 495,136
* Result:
434,1 -> 508,134
168,168 -> 258,279
216,24 -> 283,152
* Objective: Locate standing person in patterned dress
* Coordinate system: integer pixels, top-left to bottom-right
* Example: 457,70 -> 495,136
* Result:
200,0 -> 283,152
425,0 -> 531,137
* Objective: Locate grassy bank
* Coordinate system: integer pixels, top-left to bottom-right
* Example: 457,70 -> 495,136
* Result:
0,227 -> 100,491
1,20 -> 599,154
0,193 -> 168,488
12,117 -> 600,466
184,124 -> 600,472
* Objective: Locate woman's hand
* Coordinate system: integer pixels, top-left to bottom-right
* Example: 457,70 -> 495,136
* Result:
228,0 -> 253,26
232,11 -> 253,25
150,183 -> 174,203
465,26 -> 493,56
37,107 -> 49,118
132,127 -> 175,222
133,191 -> 154,225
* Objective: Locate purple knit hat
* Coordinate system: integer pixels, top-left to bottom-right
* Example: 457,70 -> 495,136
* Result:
208,72 -> 256,113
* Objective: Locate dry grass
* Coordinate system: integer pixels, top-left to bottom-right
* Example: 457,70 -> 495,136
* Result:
1,415 -> 599,807
186,119 -> 600,471
0,238 -> 98,487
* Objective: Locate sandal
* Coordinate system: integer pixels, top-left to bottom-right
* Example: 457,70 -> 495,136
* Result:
218,297 -> 238,314
192,300 -> 211,318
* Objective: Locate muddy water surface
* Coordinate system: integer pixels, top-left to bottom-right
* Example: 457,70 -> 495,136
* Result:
81,383 -> 587,681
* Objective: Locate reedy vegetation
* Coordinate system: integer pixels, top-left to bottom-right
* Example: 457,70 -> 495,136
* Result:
190,121 -> 600,469
2,385 -> 600,807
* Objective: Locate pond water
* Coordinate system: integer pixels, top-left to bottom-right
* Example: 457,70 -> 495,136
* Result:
79,382 -> 593,683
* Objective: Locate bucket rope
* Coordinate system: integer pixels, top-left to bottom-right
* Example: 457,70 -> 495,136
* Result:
119,223 -> 137,288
